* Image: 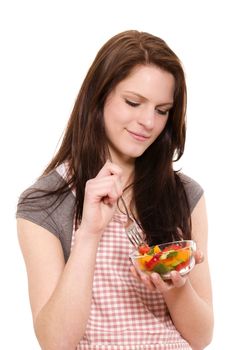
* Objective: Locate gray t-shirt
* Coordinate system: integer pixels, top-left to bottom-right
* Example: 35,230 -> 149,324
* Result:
16,169 -> 203,262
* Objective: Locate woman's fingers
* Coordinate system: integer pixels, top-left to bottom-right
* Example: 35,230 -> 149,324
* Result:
96,160 -> 122,179
169,271 -> 187,288
194,250 -> 204,265
85,160 -> 123,205
85,161 -> 123,200
80,161 -> 124,234
130,266 -> 187,292
150,273 -> 174,292
85,174 -> 122,204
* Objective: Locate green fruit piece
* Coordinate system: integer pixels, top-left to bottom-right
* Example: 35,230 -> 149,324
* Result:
170,259 -> 184,267
166,251 -> 178,258
147,247 -> 155,255
152,263 -> 171,274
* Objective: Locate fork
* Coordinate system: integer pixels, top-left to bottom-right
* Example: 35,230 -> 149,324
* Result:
119,196 -> 147,248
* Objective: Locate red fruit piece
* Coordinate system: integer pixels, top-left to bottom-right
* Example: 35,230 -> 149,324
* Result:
145,254 -> 161,270
163,244 -> 181,252
138,244 -> 150,255
175,258 -> 191,272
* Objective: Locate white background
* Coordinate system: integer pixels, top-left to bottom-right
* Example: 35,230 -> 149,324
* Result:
0,0 -> 232,348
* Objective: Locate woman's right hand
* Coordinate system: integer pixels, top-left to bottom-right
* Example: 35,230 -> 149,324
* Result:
79,160 -> 123,236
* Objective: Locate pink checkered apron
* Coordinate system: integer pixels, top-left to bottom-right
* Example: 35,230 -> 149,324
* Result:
72,214 -> 191,350
57,164 -> 191,349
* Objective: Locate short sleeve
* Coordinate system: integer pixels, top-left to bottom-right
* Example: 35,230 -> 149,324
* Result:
178,173 -> 204,212
16,170 -> 75,261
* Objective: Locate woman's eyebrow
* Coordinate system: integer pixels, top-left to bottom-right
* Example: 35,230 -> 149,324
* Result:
124,91 -> 146,100
124,91 -> 173,107
156,102 -> 173,108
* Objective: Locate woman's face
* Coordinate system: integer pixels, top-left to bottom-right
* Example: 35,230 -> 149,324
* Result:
103,64 -> 175,165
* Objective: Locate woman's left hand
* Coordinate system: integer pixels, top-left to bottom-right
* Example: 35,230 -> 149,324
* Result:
130,249 -> 204,293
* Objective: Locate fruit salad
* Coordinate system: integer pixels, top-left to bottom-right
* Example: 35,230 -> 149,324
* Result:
132,240 -> 196,278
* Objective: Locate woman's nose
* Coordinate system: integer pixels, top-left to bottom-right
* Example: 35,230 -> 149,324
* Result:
137,108 -> 155,129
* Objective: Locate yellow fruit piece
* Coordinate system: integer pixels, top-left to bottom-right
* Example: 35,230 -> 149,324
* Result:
154,245 -> 161,253
162,258 -> 175,267
136,255 -> 152,270
176,249 -> 191,262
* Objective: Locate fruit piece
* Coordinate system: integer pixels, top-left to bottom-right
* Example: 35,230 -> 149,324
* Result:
138,244 -> 150,255
170,259 -> 184,267
160,252 -> 169,260
153,263 -> 171,274
166,251 -> 178,258
137,255 -> 152,270
160,256 -> 177,268
176,248 -> 190,262
163,244 -> 181,252
145,254 -> 160,270
175,258 -> 191,272
159,249 -> 178,260
147,247 -> 155,255
153,245 -> 161,254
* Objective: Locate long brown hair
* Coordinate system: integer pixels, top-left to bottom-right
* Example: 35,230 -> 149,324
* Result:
44,30 -> 190,244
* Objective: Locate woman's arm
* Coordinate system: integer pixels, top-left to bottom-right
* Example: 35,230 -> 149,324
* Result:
131,194 -> 214,349
17,219 -> 101,350
162,195 -> 213,349
17,161 -> 123,350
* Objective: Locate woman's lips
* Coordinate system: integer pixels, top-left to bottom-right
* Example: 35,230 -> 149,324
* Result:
127,130 -> 150,142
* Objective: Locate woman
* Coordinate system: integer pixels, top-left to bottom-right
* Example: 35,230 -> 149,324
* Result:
17,30 -> 214,349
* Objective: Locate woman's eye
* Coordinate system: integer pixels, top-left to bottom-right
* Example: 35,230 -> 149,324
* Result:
156,109 -> 169,116
125,99 -> 140,107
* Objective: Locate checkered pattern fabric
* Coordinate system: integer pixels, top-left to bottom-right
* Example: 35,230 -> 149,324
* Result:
57,164 -> 191,349
72,214 -> 191,349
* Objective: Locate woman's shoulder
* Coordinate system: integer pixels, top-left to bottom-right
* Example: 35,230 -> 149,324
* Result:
16,168 -> 75,261
177,172 -> 204,212
26,168 -> 67,192
18,165 -> 73,198
16,166 -> 76,216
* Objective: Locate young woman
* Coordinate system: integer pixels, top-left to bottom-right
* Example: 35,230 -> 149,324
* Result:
17,30 -> 214,350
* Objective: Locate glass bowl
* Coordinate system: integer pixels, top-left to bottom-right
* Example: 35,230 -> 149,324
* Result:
130,240 -> 196,280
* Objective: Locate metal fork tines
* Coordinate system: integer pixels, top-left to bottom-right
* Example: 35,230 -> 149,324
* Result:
125,221 -> 145,247
119,196 -> 146,248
